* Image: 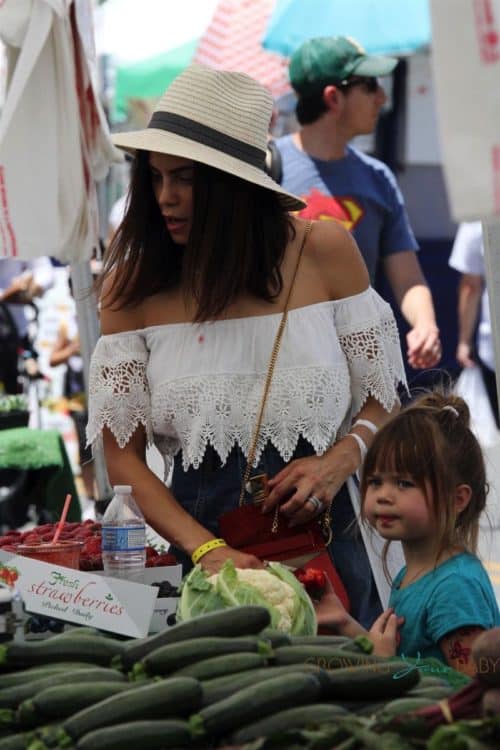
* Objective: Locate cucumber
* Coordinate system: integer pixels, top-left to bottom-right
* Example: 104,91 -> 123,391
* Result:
407,686 -> 453,700
0,668 -> 126,709
0,734 -> 33,750
415,675 -> 449,688
346,700 -> 390,716
316,660 -> 420,700
377,696 -> 438,718
120,605 -> 271,669
189,671 -> 322,738
272,645 -> 388,670
289,635 -> 373,653
0,664 -> 100,689
0,710 -> 16,732
338,635 -> 374,654
0,637 -> 125,670
76,720 -> 191,750
18,683 -> 132,728
59,677 -> 202,744
258,629 -> 291,648
289,635 -> 351,646
56,628 -> 104,639
133,636 -> 272,678
231,703 -> 349,743
174,652 -> 268,681
201,664 -> 323,706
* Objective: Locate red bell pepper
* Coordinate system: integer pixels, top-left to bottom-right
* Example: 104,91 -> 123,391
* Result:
294,567 -> 327,599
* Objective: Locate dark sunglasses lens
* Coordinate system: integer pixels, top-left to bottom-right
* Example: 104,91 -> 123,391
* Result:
366,78 -> 379,93
339,77 -> 379,93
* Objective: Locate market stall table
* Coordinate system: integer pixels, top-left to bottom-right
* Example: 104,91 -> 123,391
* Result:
0,427 -> 81,528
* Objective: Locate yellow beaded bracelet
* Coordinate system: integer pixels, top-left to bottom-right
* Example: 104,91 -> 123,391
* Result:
191,538 -> 227,565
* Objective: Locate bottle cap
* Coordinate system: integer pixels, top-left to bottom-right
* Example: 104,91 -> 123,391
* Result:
113,485 -> 132,494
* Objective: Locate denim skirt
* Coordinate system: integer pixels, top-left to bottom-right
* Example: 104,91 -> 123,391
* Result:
170,437 -> 381,628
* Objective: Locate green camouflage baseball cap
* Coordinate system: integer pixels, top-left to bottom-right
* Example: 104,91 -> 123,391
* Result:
289,36 -> 398,96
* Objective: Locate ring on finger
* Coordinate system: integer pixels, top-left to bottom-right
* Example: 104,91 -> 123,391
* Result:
306,494 -> 324,513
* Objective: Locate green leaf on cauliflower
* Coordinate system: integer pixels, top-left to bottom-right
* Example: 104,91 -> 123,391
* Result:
176,564 -> 226,622
176,559 -> 317,635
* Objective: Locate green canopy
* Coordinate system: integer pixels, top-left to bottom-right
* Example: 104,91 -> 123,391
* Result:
113,38 -> 199,121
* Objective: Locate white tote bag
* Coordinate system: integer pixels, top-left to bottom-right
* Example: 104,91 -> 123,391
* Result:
454,365 -> 500,447
0,0 -> 119,262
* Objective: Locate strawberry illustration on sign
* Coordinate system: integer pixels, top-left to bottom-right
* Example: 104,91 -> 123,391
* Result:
0,564 -> 19,588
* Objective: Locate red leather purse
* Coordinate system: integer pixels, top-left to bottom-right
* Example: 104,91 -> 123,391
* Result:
218,222 -> 350,612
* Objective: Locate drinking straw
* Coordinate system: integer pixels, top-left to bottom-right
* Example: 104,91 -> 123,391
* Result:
51,494 -> 72,544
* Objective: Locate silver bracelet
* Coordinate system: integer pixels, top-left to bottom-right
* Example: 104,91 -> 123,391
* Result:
352,418 -> 378,435
347,432 -> 368,463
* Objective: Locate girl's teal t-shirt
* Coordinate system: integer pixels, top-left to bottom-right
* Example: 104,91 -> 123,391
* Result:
389,552 -> 500,662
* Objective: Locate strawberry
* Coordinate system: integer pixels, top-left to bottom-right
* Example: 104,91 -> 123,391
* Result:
83,536 -> 102,556
148,552 -> 178,567
21,533 -> 42,545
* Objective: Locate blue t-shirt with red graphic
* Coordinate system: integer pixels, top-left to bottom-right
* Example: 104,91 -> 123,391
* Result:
276,135 -> 418,282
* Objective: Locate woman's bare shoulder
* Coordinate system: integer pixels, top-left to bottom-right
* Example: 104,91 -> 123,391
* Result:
99,273 -> 144,335
303,219 -> 370,299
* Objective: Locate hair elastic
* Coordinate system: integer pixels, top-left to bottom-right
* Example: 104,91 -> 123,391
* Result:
347,432 -> 368,463
442,405 -> 459,417
351,418 -> 378,434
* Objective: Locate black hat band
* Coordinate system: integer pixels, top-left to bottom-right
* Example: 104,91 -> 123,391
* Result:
148,111 -> 266,170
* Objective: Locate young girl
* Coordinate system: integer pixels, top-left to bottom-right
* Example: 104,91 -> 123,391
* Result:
315,391 -> 500,676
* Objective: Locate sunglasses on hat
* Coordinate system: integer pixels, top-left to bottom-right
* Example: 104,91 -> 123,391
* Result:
337,76 -> 380,94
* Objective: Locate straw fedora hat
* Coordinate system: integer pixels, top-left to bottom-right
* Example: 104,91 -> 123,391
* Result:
112,63 -> 305,212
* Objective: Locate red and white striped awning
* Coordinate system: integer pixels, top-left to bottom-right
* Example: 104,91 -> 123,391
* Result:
193,0 -> 290,100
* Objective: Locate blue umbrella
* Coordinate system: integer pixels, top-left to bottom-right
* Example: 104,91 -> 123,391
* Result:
263,0 -> 431,57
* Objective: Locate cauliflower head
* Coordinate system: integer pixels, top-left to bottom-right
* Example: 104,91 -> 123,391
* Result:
209,567 -> 295,632
178,559 -> 317,635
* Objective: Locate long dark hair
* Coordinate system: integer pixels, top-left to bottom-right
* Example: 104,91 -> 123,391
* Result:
99,151 -> 295,322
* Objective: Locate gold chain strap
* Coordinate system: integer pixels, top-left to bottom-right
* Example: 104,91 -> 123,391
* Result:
239,221 -> 322,542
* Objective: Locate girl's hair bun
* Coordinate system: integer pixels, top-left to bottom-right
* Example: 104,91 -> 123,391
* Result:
410,391 -> 471,429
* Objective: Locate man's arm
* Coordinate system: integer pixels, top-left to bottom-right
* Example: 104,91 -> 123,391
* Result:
455,273 -> 482,368
383,251 -> 441,369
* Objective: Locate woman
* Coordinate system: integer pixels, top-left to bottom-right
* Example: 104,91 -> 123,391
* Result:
87,64 -> 407,626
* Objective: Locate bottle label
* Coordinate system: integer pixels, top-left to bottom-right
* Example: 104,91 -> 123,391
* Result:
102,526 -> 146,553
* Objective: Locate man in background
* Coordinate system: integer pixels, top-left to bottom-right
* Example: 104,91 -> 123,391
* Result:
276,36 -> 441,371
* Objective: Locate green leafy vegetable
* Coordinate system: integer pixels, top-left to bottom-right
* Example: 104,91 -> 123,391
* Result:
177,560 -> 317,635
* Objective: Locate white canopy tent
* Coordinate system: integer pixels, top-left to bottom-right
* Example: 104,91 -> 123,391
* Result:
0,0 -> 121,501
429,0 -> 500,421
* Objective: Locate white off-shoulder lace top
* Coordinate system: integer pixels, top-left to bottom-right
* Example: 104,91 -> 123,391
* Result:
87,287 -> 407,477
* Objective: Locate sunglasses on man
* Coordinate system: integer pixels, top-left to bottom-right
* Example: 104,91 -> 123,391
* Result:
337,76 -> 380,94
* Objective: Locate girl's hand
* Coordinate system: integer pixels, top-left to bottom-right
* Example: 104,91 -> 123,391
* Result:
262,448 -> 356,527
199,545 -> 264,575
369,608 -> 404,657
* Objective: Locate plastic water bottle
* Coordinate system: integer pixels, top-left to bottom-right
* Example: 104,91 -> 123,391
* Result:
101,485 -> 146,583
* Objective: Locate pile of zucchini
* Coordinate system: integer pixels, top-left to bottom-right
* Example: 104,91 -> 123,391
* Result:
0,607 -> 469,749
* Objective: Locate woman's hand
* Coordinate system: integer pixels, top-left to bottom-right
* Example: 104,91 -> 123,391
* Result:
199,545 -> 265,575
262,446 -> 357,527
